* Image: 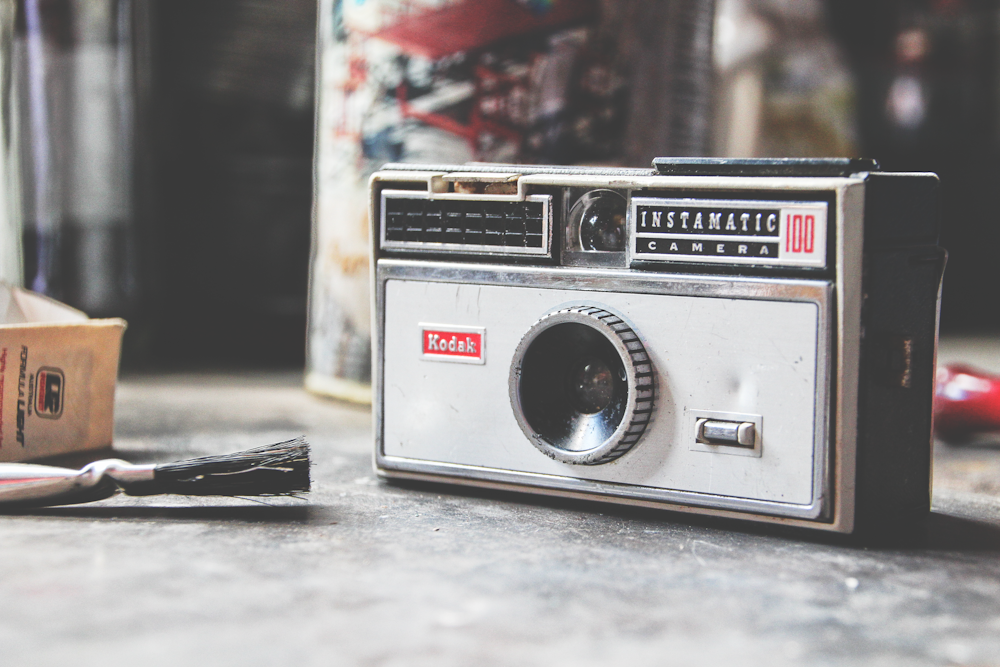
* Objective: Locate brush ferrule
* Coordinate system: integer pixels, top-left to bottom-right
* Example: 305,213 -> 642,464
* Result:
98,462 -> 156,484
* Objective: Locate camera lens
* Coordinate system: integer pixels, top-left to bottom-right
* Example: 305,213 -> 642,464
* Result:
567,356 -> 616,414
569,190 -> 627,252
509,305 -> 653,465
518,322 -> 626,454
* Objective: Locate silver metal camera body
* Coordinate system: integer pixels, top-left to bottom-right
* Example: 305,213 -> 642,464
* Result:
369,158 -> 945,534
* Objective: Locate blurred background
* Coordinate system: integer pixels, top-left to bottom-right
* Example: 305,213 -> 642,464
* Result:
1,0 -> 995,377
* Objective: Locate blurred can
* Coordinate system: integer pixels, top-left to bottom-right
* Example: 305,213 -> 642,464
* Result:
0,0 -> 22,286
13,0 -> 136,317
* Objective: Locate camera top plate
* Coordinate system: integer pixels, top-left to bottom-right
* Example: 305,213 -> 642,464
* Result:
651,157 -> 880,177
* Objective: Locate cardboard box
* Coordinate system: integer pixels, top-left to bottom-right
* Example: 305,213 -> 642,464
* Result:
0,285 -> 125,461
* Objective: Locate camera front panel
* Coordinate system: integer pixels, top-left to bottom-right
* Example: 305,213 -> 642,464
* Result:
377,261 -> 832,521
365,162 -> 909,533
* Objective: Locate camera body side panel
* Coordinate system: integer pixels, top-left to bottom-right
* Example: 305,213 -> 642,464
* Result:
854,173 -> 945,533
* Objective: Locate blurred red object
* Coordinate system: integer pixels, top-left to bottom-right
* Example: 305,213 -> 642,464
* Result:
935,364 -> 1000,442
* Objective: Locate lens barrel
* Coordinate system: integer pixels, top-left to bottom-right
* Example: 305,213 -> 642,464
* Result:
569,190 -> 627,252
509,305 -> 654,465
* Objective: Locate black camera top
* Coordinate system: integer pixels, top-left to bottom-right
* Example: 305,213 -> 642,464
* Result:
650,157 -> 881,177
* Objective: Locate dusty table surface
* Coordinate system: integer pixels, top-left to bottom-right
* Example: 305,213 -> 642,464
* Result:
2,337 -> 1000,667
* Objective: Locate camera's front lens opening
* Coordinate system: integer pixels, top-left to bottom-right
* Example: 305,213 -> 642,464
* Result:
567,356 -> 617,414
518,322 -> 628,453
569,190 -> 626,252
510,305 -> 654,465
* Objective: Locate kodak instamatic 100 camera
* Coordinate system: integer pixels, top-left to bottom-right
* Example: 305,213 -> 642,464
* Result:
369,158 -> 945,534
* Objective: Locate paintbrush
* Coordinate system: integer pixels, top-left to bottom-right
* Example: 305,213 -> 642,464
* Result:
0,437 -> 310,507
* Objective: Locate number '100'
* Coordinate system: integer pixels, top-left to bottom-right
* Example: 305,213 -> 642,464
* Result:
786,214 -> 815,254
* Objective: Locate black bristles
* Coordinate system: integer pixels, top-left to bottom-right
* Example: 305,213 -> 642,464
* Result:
121,438 -> 311,498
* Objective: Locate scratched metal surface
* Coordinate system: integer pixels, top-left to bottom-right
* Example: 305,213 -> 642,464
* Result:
0,356 -> 998,666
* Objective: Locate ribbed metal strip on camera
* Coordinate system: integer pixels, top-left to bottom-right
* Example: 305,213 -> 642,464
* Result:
560,305 -> 654,464
380,190 -> 551,256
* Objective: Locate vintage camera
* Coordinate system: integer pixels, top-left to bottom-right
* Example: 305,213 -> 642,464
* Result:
369,158 -> 945,534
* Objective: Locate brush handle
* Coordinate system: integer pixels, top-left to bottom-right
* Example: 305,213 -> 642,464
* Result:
935,364 -> 1000,441
0,439 -> 310,507
0,459 -> 155,507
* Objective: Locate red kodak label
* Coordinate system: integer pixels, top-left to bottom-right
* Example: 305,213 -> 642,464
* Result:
421,325 -> 485,364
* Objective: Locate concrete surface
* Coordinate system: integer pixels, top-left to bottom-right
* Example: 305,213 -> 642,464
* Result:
0,338 -> 999,666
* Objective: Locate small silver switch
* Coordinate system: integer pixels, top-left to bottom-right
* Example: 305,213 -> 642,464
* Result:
695,419 -> 756,447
